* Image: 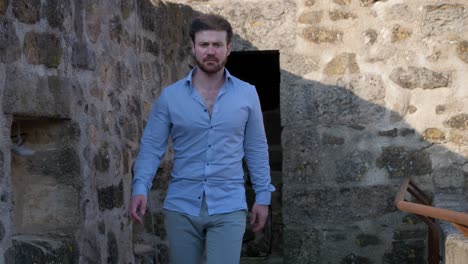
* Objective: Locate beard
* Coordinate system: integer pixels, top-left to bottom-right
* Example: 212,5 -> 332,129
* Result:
195,55 -> 228,74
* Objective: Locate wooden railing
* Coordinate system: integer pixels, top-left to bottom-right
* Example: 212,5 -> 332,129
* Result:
394,176 -> 468,264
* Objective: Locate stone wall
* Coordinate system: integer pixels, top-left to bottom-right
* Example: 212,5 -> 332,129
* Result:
1,0 -> 467,263
0,0 -> 194,263
166,0 -> 468,263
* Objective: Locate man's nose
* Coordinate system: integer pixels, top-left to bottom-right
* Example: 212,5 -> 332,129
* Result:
207,45 -> 215,54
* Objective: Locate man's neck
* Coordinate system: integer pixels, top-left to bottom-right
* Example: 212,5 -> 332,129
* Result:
193,67 -> 225,91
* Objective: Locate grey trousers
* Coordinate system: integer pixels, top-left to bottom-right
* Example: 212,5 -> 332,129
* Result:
163,199 -> 247,264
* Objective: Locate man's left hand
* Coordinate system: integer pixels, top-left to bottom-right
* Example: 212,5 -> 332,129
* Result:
250,203 -> 269,232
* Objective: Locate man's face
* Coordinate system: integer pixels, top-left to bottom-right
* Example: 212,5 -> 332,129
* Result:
192,30 -> 231,74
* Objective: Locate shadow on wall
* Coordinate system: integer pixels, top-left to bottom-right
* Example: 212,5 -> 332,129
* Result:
278,69 -> 467,263
129,4 -> 468,264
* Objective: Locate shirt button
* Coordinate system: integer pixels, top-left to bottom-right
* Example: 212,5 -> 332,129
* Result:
206,163 -> 209,166
210,126 -> 213,129
208,145 -> 211,148
204,109 -> 207,112
198,196 -> 201,199
204,179 -> 207,182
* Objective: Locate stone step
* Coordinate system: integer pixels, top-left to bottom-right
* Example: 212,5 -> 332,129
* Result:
5,235 -> 78,263
241,255 -> 284,264
269,144 -> 282,171
263,110 -> 282,144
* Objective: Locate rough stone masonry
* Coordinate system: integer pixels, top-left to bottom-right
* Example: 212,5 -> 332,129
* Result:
0,0 -> 467,263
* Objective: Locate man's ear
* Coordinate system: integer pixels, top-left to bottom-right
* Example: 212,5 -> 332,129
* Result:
227,43 -> 232,56
191,41 -> 195,54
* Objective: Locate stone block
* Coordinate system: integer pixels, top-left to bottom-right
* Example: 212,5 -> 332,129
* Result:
72,41 -> 96,70
283,227 -> 319,264
324,53 -> 360,76
94,143 -> 110,173
80,232 -> 101,264
0,220 -> 4,241
407,105 -> 417,114
134,240 -> 169,264
399,128 -> 415,137
282,126 -> 320,184
422,4 -> 468,36
46,0 -> 70,28
5,235 -> 78,264
97,181 -> 124,211
391,24 -> 412,42
402,214 -> 423,225
280,55 -> 320,76
457,41 -> 468,64
144,39 -> 159,57
12,154 -> 81,233
449,131 -> 468,146
107,232 -> 119,263
446,114 -> 468,130
422,128 -> 445,142
335,150 -> 372,183
385,4 -> 412,21
298,11 -> 323,24
336,73 -> 386,104
110,15 -> 123,43
282,77 -> 385,126
376,146 -> 432,178
0,150 -> 3,179
393,228 -> 426,240
389,67 -> 450,90
144,211 -> 167,240
0,17 -> 21,63
121,0 -> 134,20
283,185 -> 397,225
334,0 -> 351,5
436,105 -> 446,114
340,254 -> 373,264
321,133 -> 344,145
0,0 -> 7,15
26,148 -> 80,186
119,115 -> 139,141
13,0 -> 40,24
445,234 -> 468,264
382,240 -> 425,263
360,0 -> 380,7
138,0 -> 158,31
329,10 -> 357,21
378,128 -> 398,137
363,29 -> 378,45
433,165 -> 464,193
95,222 -> 104,236
303,26 -> 343,43
157,243 -> 170,264
86,3 -> 101,43
3,67 -> 71,118
23,32 -> 61,68
355,234 -> 381,247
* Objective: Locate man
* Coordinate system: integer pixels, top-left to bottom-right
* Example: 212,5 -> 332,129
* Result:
129,14 -> 275,264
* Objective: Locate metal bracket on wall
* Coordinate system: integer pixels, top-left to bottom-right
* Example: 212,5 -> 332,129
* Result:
394,176 -> 468,264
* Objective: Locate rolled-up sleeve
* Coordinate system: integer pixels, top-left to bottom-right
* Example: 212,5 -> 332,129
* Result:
132,91 -> 171,197
243,86 -> 275,205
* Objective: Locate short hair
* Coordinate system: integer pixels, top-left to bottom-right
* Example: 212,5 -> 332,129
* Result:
189,14 -> 233,44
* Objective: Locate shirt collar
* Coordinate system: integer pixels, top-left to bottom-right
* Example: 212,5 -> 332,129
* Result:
185,67 -> 233,86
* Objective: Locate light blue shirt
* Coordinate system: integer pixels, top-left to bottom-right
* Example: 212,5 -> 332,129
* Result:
132,68 -> 275,216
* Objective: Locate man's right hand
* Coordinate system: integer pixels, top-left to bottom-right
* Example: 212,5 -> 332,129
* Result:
130,195 -> 147,224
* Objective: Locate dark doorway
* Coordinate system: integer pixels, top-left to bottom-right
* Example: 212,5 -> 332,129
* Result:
226,50 -> 280,112
227,51 -> 283,261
